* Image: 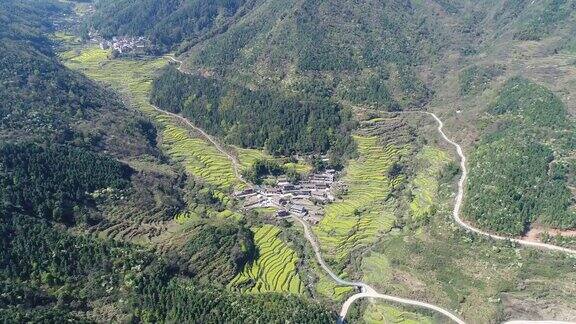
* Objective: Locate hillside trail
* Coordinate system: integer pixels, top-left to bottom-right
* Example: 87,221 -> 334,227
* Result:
151,55 -> 247,186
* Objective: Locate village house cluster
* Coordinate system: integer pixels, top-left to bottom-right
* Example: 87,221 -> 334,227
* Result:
234,169 -> 338,224
99,36 -> 148,54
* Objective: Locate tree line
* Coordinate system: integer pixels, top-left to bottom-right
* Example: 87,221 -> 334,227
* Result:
150,66 -> 357,159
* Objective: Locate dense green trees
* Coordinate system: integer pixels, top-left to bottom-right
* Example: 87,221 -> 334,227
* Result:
489,77 -> 568,127
242,159 -> 286,184
166,222 -> 256,284
131,273 -> 335,323
466,137 -> 574,234
465,77 -> 576,235
90,0 -> 440,110
0,144 -> 132,224
338,70 -> 401,111
151,66 -> 356,157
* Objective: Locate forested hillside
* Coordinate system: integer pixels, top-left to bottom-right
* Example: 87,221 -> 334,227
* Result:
4,0 -> 576,322
90,0 -> 455,112
0,0 -> 157,159
151,66 -> 356,158
88,0 -> 251,53
88,0 -> 576,111
0,144 -> 132,224
465,77 -> 576,235
91,0 -> 576,163
0,1 -> 335,321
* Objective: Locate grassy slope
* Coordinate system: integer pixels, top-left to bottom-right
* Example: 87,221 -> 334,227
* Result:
229,225 -> 304,294
364,302 -> 433,324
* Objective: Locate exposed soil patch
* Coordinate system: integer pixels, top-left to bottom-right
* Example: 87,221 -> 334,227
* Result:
522,226 -> 576,242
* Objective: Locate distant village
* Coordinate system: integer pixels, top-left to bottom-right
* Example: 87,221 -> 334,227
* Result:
234,169 -> 342,225
98,35 -> 148,54
86,29 -> 150,55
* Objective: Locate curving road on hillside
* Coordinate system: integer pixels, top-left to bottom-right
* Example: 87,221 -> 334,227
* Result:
356,107 -> 576,255
337,107 -> 576,322
423,111 -> 576,255
339,292 -> 466,324
290,215 -> 465,324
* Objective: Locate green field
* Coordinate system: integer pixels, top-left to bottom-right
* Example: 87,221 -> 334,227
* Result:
314,274 -> 354,300
314,136 -> 405,267
235,147 -> 270,170
229,225 -> 304,294
162,124 -> 239,189
61,46 -> 242,190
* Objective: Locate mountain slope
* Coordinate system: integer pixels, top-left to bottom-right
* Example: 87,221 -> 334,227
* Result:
180,0 -> 452,109
89,0 -> 252,53
1,1 -> 336,322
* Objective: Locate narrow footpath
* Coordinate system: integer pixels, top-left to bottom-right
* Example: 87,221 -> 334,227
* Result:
149,103 -> 247,185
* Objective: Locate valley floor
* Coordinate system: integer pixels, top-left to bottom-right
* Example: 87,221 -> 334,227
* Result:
58,42 -> 576,323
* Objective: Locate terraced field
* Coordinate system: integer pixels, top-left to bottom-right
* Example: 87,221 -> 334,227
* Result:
229,225 -> 304,294
61,46 -> 241,190
409,146 -> 450,221
314,136 -> 406,266
314,275 -> 354,300
235,147 -> 270,170
162,124 -> 238,188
